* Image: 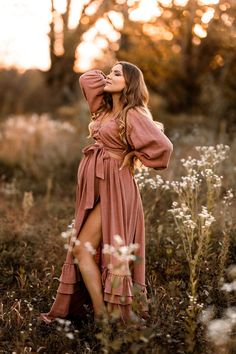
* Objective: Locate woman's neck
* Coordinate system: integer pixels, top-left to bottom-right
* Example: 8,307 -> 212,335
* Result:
111,93 -> 123,114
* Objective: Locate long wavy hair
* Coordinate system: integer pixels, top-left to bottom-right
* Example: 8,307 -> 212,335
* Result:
90,61 -> 153,147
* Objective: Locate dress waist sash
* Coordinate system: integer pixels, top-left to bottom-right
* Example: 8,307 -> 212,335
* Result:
81,143 -> 124,209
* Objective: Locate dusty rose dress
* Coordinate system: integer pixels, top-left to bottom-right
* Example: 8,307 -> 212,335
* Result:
41,70 -> 173,323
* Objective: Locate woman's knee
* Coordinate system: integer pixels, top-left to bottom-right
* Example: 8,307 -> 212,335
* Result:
72,244 -> 84,261
72,242 -> 95,261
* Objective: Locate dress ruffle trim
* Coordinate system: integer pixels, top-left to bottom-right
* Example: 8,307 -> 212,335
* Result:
102,268 -> 134,305
57,262 -> 81,295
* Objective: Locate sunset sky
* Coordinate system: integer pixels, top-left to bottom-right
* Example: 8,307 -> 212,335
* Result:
0,0 -> 220,72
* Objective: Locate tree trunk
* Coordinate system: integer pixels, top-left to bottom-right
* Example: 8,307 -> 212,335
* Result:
46,0 -> 114,106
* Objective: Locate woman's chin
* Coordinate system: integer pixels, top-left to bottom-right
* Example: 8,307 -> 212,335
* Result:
104,86 -> 112,92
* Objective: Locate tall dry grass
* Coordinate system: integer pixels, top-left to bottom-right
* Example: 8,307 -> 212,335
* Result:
0,114 -> 83,195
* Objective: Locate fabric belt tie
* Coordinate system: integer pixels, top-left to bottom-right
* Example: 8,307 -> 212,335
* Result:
82,143 -> 123,209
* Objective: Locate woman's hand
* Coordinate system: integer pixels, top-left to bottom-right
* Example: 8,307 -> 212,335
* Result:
119,151 -> 136,174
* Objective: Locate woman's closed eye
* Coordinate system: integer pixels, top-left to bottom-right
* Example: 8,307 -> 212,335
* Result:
109,70 -> 122,76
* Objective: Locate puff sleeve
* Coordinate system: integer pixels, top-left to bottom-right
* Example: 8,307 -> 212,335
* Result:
126,109 -> 173,169
79,70 -> 106,113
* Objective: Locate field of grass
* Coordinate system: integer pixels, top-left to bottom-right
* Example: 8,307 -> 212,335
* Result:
0,114 -> 235,354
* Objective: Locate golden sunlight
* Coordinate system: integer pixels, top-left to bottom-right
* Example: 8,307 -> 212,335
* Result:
198,0 -> 219,5
129,0 -> 162,22
193,24 -> 207,38
201,8 -> 215,24
0,0 -> 51,70
0,0 -> 221,72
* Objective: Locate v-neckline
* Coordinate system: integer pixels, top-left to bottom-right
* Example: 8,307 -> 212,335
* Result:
99,111 -> 117,127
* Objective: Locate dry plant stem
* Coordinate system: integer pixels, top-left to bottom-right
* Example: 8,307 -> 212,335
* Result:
217,231 -> 230,286
217,199 -> 232,286
172,217 -> 200,352
45,175 -> 53,206
186,233 -> 204,352
169,146 -> 231,353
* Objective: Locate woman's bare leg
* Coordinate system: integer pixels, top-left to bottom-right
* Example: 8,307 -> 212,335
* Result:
72,202 -> 105,317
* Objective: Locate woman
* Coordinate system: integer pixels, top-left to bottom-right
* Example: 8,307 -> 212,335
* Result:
41,61 -> 173,324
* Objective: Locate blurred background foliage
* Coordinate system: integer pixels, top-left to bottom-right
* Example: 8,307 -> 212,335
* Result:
0,0 -> 235,192
0,0 -> 235,132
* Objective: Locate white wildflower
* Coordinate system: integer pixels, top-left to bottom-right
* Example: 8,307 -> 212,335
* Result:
102,240 -> 139,263
207,319 -> 232,346
224,307 -> 236,324
71,229 -> 77,236
129,255 -> 137,261
114,235 -> 123,245
223,189 -> 234,205
84,242 -> 96,255
196,145 -> 229,171
65,333 -> 74,340
199,306 -> 215,325
221,280 -> 236,292
70,236 -> 76,243
129,243 -> 139,251
64,244 -> 72,252
56,318 -> 66,324
75,239 -> 81,246
183,219 -> 197,230
227,265 -> 236,279
102,244 -> 115,254
61,232 -> 68,238
119,246 -> 129,255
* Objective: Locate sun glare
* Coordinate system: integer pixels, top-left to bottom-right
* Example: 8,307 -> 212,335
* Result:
198,0 -> 219,5
130,0 -> 162,22
0,0 -> 51,71
193,24 -> 207,38
202,8 -> 215,24
0,0 -> 221,72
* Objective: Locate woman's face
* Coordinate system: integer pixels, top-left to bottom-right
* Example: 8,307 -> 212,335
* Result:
104,64 -> 126,93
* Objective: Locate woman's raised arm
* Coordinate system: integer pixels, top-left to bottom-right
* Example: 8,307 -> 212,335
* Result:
79,70 -> 106,113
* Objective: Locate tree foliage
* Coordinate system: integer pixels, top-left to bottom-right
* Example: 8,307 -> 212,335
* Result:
46,0 -> 236,122
0,0 -> 235,125
113,0 -> 236,114
46,0 -> 117,103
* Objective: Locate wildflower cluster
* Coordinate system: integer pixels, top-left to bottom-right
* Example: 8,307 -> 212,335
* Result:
61,224 -> 139,264
56,318 -> 78,340
165,145 -> 230,352
168,172 -> 201,193
61,219 -> 75,236
169,203 -> 215,231
135,166 -> 164,190
222,189 -> 234,205
221,265 -> 236,293
201,263 -> 236,351
103,234 -> 139,262
61,219 -> 79,252
207,307 -> 236,346
198,206 -> 215,229
169,202 -> 197,230
135,146 -> 230,222
195,144 -> 230,169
